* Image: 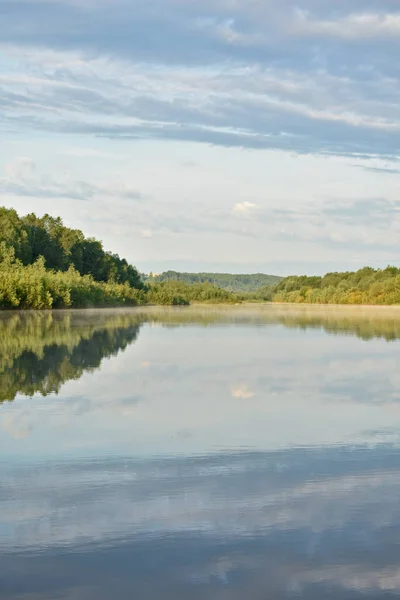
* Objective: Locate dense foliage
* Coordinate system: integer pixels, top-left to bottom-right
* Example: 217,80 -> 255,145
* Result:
271,267 -> 400,305
6,207 -> 400,308
0,243 -> 144,309
0,207 -> 142,288
0,311 -> 142,402
146,280 -> 238,305
148,271 -> 281,292
0,208 -> 240,308
0,244 -> 238,309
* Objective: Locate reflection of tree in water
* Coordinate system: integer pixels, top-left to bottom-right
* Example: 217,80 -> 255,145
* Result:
2,305 -> 400,403
0,312 -> 142,402
274,313 -> 400,342
138,306 -> 400,342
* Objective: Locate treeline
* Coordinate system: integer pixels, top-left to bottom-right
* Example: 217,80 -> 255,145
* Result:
0,208 -> 239,309
146,280 -> 237,305
0,245 -> 238,309
271,266 -> 400,305
148,271 -> 281,292
0,207 -> 142,288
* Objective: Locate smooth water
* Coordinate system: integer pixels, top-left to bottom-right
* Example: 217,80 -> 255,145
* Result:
2,305 -> 400,599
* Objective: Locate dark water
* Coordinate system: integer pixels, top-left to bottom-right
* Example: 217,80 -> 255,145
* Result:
2,305 -> 400,599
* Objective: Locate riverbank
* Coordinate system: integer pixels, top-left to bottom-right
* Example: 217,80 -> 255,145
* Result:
270,267 -> 400,305
0,259 -> 238,310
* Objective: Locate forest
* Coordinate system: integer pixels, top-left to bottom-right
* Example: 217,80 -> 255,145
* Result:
147,271 -> 281,292
0,208 -> 237,309
0,207 -> 142,287
270,267 -> 400,305
3,207 -> 400,308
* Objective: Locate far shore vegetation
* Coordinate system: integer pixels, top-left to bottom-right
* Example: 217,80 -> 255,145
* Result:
2,207 -> 400,309
146,271 -> 281,291
268,268 -> 400,305
149,266 -> 400,307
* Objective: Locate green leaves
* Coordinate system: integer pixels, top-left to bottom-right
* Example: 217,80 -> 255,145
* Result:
148,271 -> 281,292
0,258 -> 143,310
145,280 -> 237,305
271,267 -> 400,305
0,207 -> 143,290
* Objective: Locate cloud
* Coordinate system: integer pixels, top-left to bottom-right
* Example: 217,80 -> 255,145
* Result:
294,10 -> 400,41
139,229 -> 153,239
0,157 -> 145,202
2,0 -> 400,272
250,197 -> 400,251
2,153 -> 398,256
230,384 -> 255,399
233,201 -> 258,215
323,197 -> 400,226
4,156 -> 37,179
1,0 -> 400,158
355,164 -> 400,175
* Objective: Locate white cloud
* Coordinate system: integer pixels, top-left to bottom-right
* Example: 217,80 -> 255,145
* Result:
2,40 -> 400,156
233,201 -> 258,215
294,10 -> 400,40
1,157 -> 145,203
5,156 -> 36,179
231,384 -> 255,399
2,0 -> 400,272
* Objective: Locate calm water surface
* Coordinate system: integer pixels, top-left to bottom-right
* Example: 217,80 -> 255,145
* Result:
2,305 -> 400,599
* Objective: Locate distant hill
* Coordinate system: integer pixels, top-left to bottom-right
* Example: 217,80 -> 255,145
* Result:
147,271 -> 282,293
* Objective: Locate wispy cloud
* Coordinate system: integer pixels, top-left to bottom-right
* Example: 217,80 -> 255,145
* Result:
2,0 -> 400,272
1,0 -> 400,157
0,157 -> 145,202
294,10 -> 400,40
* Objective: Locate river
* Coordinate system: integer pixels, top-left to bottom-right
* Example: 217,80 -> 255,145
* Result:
2,305 -> 400,599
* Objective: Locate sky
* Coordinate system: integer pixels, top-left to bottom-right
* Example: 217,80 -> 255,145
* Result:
1,0 -> 400,276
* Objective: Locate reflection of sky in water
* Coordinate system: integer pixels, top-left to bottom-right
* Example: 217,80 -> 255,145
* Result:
2,307 -> 400,599
2,318 -> 400,458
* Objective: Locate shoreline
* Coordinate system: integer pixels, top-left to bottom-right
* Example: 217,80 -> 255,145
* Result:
3,301 -> 400,316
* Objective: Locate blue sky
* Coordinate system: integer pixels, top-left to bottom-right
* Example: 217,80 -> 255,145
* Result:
1,0 -> 400,275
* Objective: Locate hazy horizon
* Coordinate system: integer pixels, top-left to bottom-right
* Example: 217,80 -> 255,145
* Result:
139,260 -> 400,278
